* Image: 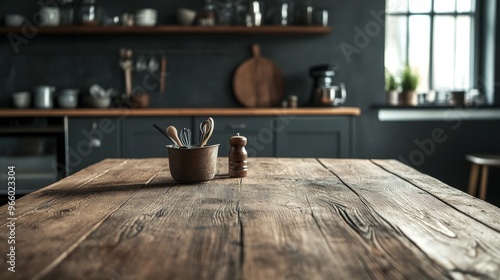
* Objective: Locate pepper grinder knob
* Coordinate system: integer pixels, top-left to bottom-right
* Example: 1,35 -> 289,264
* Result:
229,133 -> 248,178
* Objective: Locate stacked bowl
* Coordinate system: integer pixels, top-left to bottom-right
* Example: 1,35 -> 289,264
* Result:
135,9 -> 157,26
12,92 -> 31,108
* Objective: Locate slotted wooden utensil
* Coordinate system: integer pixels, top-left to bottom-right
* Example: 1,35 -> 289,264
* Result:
233,44 -> 284,108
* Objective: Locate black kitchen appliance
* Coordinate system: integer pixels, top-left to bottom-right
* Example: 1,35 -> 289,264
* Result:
309,64 -> 346,106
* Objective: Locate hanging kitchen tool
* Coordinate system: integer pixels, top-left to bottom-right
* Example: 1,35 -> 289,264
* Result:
233,44 -> 284,108
119,48 -> 133,97
160,55 -> 167,94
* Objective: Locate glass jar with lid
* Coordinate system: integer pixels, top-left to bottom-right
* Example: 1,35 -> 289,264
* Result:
78,0 -> 101,25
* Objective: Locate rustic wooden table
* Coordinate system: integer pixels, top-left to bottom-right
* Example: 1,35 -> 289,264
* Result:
1,158 -> 500,279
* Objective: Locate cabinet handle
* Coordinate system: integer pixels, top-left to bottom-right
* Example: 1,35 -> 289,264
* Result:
89,122 -> 101,148
90,138 -> 102,148
227,123 -> 248,130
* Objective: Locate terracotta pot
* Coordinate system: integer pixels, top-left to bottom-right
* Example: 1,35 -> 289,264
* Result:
399,90 -> 417,106
386,90 -> 399,106
129,93 -> 150,108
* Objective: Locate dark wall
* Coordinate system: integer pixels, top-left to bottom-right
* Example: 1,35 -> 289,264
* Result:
1,0 -> 499,205
1,0 -> 381,109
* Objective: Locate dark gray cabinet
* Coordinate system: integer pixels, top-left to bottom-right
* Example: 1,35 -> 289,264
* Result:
65,115 -> 354,174
67,117 -> 120,174
121,117 -> 192,158
276,117 -> 352,158
194,117 -> 274,157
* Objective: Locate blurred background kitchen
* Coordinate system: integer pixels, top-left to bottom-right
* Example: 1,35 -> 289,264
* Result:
0,0 -> 499,206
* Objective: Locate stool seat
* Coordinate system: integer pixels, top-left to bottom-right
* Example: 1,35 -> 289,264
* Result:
466,154 -> 500,166
466,154 -> 500,200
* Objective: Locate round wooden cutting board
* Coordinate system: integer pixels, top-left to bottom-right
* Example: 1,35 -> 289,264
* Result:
233,44 -> 284,108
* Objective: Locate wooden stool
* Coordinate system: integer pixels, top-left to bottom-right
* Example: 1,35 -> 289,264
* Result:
466,154 -> 500,200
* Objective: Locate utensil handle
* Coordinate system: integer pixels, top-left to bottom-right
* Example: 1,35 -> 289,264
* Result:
160,55 -> 167,93
125,67 -> 132,97
252,44 -> 260,57
153,124 -> 176,145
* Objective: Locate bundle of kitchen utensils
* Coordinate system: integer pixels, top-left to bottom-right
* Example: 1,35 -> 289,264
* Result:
153,117 -> 218,182
153,117 -> 214,148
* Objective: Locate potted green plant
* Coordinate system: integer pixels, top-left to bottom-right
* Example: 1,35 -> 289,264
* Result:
399,65 -> 419,106
385,69 -> 399,105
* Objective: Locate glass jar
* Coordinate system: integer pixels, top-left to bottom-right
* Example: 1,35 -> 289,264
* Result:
60,0 -> 75,25
78,0 -> 101,25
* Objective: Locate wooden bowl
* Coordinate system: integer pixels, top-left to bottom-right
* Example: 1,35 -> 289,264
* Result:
167,144 -> 219,182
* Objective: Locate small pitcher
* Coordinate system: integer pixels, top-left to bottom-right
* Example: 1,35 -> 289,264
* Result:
34,86 -> 56,109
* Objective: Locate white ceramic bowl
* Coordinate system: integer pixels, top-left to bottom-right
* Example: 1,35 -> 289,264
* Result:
135,18 -> 157,26
12,91 -> 31,108
135,9 -> 158,26
136,9 -> 157,16
176,8 -> 197,26
135,9 -> 157,26
5,14 -> 25,26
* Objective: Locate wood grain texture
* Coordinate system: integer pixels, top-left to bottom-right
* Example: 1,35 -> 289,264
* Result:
1,158 -> 499,280
238,158 -> 449,280
0,107 -> 361,117
233,44 -> 284,108
0,159 -> 164,280
372,159 -> 500,232
320,159 -> 500,279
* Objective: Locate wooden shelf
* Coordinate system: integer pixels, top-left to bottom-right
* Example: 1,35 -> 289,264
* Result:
0,107 -> 361,117
0,25 -> 331,35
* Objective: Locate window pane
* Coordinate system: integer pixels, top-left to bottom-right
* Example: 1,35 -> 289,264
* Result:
456,0 -> 475,12
409,0 -> 431,13
434,0 -> 456,13
408,15 -> 430,92
433,16 -> 456,90
385,16 -> 408,77
455,16 -> 472,89
387,0 -> 408,13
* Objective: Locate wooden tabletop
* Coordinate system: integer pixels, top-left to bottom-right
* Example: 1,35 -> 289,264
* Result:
1,158 -> 499,279
0,107 -> 361,117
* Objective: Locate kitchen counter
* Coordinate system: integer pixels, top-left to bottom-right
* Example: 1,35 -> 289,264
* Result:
1,158 -> 499,279
373,105 -> 500,121
0,107 -> 361,117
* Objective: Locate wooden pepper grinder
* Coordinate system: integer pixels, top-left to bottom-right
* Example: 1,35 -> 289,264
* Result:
229,133 -> 248,178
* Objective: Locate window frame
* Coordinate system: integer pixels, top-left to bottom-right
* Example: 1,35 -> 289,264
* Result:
385,0 -> 479,91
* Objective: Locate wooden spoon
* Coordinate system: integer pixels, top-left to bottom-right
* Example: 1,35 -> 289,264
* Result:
166,126 -> 184,148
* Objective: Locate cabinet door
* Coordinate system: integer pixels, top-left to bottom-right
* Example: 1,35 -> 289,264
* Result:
276,117 -> 351,158
67,117 -> 120,174
194,117 -> 274,157
121,117 -> 192,158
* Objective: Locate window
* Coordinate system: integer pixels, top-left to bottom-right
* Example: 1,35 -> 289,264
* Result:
385,0 -> 477,92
